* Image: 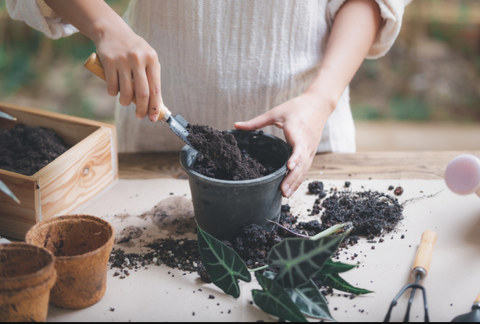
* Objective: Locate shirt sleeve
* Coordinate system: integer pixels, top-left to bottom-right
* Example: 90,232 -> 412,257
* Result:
327,0 -> 411,59
6,0 -> 78,39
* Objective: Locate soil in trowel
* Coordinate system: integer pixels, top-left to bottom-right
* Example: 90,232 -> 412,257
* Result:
0,124 -> 69,176
186,124 -> 276,180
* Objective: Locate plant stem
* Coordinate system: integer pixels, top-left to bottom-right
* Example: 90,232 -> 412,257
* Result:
310,222 -> 352,241
267,219 -> 311,238
249,265 -> 269,272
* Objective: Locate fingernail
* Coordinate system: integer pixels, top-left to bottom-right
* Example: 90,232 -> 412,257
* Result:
151,115 -> 158,122
283,184 -> 290,196
286,188 -> 293,198
289,162 -> 296,170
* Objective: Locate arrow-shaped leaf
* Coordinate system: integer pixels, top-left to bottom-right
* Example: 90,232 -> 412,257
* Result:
268,235 -> 345,288
252,272 -> 307,322
264,271 -> 335,321
318,259 -> 356,275
316,272 -> 373,295
196,222 -> 251,298
0,180 -> 20,204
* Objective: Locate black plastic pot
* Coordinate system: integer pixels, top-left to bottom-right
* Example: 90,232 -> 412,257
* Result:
180,130 -> 292,240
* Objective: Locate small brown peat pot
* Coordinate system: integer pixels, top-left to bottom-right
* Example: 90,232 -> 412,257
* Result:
25,215 -> 115,309
180,130 -> 291,240
0,243 -> 56,322
0,102 -> 118,240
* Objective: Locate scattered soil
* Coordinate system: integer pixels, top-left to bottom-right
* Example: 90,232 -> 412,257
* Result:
186,124 -> 275,180
0,124 -> 69,176
319,189 -> 404,237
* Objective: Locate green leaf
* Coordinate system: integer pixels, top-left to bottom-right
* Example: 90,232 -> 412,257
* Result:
0,180 -> 20,204
196,223 -> 251,298
252,272 -> 307,322
318,259 -> 356,275
268,235 -> 345,288
264,271 -> 335,321
317,272 -> 373,295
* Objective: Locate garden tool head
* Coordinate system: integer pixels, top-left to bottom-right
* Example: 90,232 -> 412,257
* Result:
452,294 -> 480,322
384,230 -> 437,322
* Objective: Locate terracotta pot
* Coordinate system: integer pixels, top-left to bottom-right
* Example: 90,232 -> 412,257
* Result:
0,243 -> 56,322
26,215 -> 115,309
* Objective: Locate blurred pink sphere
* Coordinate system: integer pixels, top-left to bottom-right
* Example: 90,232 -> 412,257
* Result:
444,154 -> 480,197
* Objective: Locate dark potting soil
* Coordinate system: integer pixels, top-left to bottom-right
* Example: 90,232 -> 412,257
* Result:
318,189 -> 403,237
186,124 -> 276,181
0,124 -> 69,176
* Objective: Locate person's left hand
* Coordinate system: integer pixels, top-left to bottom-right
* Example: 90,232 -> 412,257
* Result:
234,92 -> 334,198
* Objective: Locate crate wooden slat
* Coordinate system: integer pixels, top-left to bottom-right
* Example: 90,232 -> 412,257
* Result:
0,102 -> 118,239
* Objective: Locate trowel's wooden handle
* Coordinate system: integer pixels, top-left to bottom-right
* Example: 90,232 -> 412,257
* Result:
84,53 -> 171,121
412,230 -> 437,275
84,53 -> 137,104
475,292 -> 480,303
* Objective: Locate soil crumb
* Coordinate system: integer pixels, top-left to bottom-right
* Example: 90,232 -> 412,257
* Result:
0,124 -> 69,176
186,124 -> 275,180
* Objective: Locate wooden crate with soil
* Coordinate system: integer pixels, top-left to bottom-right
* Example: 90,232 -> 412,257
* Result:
0,102 -> 118,240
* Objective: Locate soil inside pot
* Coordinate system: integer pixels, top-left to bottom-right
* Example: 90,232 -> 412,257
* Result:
0,124 -> 69,176
186,124 -> 276,180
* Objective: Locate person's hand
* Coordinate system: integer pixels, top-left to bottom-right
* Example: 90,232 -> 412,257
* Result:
234,92 -> 334,198
94,25 -> 163,122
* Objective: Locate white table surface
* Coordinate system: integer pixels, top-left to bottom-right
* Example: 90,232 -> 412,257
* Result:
44,178 -> 480,322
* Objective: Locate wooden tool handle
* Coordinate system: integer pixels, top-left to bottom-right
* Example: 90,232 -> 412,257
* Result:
84,53 -> 136,104
412,230 -> 437,275
84,53 -> 171,121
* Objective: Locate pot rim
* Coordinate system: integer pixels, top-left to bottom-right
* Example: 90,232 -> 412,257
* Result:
0,243 -> 55,286
25,215 -> 115,262
180,130 -> 291,186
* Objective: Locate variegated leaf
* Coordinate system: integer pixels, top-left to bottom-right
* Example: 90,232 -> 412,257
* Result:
317,272 -> 373,295
252,272 -> 307,322
318,259 -> 356,275
264,271 -> 335,321
196,223 -> 251,298
268,235 -> 345,288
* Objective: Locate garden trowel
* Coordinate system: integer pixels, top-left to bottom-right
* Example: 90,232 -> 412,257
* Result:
84,53 -> 191,146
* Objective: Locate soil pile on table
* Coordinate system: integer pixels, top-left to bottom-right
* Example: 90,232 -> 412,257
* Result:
307,181 -> 404,236
186,124 -> 275,180
0,124 -> 69,176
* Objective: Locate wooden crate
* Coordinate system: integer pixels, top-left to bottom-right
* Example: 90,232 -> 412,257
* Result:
0,102 -> 118,240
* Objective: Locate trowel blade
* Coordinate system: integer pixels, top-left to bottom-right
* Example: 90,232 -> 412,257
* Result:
167,114 -> 191,146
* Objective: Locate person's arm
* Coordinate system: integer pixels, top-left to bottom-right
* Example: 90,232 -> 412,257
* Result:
235,0 -> 382,197
44,0 -> 162,122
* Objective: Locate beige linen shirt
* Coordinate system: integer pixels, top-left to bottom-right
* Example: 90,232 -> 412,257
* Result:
7,0 -> 409,153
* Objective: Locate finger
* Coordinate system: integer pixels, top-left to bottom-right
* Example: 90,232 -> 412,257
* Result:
118,66 -> 134,108
99,55 -> 119,97
234,111 -> 276,131
281,161 -> 305,198
132,68 -> 150,119
146,60 -> 162,122
283,126 -> 304,171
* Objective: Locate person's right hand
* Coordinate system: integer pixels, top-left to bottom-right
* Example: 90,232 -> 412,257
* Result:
94,25 -> 163,122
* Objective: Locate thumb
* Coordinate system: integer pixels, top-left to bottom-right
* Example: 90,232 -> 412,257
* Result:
234,111 -> 275,131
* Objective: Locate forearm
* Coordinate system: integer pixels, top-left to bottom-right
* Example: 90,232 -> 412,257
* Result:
44,0 -> 130,44
305,0 -> 382,111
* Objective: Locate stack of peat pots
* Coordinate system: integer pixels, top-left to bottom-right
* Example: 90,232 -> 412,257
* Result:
0,214 -> 115,322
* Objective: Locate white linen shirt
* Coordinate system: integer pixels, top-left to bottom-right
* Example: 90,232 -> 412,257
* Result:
7,0 -> 409,153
